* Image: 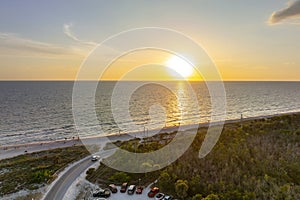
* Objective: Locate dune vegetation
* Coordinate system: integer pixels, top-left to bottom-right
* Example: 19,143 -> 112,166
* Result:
87,113 -> 300,199
0,145 -> 89,196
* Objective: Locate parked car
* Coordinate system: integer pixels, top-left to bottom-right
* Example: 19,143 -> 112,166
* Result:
101,189 -> 111,198
120,182 -> 128,193
108,184 -> 117,193
92,188 -> 110,198
127,185 -> 136,195
136,186 -> 143,194
93,188 -> 101,197
91,155 -> 99,161
148,187 -> 160,197
155,193 -> 165,200
163,195 -> 173,200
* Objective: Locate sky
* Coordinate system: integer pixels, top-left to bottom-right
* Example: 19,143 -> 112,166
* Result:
0,0 -> 300,81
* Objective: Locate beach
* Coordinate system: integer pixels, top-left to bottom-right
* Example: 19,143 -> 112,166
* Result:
1,111 -> 298,161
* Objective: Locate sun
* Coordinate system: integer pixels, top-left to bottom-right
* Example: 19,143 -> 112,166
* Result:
165,55 -> 194,78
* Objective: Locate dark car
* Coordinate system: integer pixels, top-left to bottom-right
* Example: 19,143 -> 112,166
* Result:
92,188 -> 111,198
92,188 -> 101,197
108,184 -> 118,193
155,193 -> 165,200
127,185 -> 136,195
120,182 -> 128,193
136,186 -> 143,194
148,187 -> 160,197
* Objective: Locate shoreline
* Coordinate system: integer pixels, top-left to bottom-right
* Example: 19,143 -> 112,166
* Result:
1,111 -> 299,160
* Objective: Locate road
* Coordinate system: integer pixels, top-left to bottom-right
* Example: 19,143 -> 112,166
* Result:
43,149 -> 115,200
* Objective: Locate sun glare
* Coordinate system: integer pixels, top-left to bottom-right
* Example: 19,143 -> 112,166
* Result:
165,55 -> 194,78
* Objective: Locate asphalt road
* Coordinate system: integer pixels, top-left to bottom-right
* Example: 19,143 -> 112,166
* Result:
43,149 -> 115,200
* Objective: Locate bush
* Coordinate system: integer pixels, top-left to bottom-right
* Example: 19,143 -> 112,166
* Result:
108,172 -> 131,183
31,169 -> 52,184
86,168 -> 95,175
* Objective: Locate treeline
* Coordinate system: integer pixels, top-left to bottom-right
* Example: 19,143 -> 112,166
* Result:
87,113 -> 300,199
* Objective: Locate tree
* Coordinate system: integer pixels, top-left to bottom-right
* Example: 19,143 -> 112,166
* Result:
159,170 -> 172,191
203,194 -> 220,200
175,179 -> 189,199
192,194 -> 203,200
190,175 -> 202,195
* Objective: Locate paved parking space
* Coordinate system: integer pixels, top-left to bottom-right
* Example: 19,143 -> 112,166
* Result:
108,192 -> 149,200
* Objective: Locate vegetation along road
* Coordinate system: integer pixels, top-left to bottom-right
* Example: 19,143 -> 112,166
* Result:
43,149 -> 116,200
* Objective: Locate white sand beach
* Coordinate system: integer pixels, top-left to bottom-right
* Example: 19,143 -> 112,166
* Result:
0,122 -> 187,160
1,111 -> 297,161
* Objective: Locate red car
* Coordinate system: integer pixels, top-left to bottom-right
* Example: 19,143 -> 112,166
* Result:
136,186 -> 143,194
148,187 -> 160,197
120,182 -> 128,193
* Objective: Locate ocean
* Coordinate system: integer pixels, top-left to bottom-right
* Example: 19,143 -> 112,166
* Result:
1,81 -> 300,146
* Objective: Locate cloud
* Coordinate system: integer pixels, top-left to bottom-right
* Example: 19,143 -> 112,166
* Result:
0,33 -> 84,57
63,23 -> 97,46
269,0 -> 300,24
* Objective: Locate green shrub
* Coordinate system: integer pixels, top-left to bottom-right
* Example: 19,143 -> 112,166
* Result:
108,172 -> 131,183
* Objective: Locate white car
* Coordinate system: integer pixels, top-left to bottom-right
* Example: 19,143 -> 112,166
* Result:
91,155 -> 100,161
163,195 -> 173,200
127,185 -> 136,195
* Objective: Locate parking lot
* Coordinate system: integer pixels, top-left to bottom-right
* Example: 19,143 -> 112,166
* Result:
108,189 -> 150,199
92,186 -> 155,200
90,186 -> 175,200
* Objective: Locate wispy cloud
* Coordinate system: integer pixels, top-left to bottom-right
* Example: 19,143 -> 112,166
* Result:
0,33 -> 84,57
0,25 -> 116,62
269,0 -> 300,24
63,23 -> 97,46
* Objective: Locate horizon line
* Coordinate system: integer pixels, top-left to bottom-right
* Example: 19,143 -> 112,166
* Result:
0,79 -> 299,82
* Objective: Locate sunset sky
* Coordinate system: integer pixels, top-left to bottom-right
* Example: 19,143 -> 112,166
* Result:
0,0 -> 300,80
